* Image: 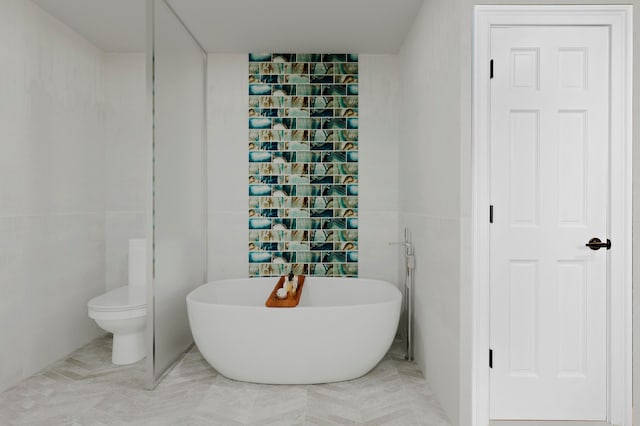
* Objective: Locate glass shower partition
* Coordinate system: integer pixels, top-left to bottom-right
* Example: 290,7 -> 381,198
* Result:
145,0 -> 207,389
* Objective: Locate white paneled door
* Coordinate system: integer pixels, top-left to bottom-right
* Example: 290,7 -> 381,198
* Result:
489,26 -> 609,420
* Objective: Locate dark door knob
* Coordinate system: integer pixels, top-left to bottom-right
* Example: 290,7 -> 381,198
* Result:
586,237 -> 611,251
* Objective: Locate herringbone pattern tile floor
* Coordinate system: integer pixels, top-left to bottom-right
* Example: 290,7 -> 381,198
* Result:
0,336 -> 451,425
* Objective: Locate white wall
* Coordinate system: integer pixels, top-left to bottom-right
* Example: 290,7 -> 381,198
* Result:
358,55 -> 401,284
207,54 -> 401,284
207,54 -> 248,280
0,0 -> 106,392
0,1 -> 148,394
398,1 -> 462,424
104,53 -> 147,291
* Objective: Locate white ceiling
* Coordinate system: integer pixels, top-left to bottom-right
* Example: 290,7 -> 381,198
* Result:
32,0 -> 147,53
31,0 -> 424,54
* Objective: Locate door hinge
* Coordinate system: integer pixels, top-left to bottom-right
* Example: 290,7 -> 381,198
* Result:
490,59 -> 494,79
489,349 -> 493,368
489,205 -> 494,223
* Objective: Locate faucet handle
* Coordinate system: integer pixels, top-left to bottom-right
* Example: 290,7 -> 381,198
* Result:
389,241 -> 409,247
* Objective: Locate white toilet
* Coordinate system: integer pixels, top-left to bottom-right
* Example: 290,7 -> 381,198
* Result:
88,238 -> 147,365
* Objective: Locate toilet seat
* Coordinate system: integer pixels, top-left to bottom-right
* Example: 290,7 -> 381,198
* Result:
88,286 -> 146,320
89,286 -> 145,312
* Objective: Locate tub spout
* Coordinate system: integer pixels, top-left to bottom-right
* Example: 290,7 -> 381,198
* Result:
388,241 -> 413,257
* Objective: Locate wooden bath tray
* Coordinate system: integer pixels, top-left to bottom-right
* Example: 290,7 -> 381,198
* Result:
265,275 -> 305,308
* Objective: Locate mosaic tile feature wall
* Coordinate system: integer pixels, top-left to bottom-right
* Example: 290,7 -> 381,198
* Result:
248,53 -> 359,277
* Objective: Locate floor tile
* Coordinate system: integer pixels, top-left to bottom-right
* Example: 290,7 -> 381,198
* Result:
0,336 -> 451,426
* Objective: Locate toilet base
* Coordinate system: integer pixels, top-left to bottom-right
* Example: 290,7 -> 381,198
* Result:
91,313 -> 147,365
112,331 -> 145,365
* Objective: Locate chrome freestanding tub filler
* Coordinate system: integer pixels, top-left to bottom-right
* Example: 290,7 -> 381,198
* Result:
186,277 -> 401,384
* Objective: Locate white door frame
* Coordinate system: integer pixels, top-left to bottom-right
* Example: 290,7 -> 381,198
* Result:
472,6 -> 632,426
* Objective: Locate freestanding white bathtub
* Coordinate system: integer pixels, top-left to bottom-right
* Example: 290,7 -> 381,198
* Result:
186,277 -> 401,384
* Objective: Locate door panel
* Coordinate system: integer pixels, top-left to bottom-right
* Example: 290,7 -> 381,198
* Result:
489,26 -> 609,420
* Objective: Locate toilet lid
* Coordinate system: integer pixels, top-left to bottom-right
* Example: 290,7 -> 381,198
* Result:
88,286 -> 146,312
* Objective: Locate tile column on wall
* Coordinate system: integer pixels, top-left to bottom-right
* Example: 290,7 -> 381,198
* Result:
248,54 -> 359,278
207,54 -> 400,285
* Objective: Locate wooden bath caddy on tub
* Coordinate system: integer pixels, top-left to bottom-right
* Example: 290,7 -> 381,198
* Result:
265,275 -> 305,308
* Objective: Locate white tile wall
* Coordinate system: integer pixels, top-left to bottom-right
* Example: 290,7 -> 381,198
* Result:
104,53 -> 147,291
0,0 -> 108,393
358,55 -> 401,284
207,54 -> 248,212
104,54 -> 148,212
208,212 -> 248,281
0,1 -> 104,218
398,1 -> 462,424
358,211 -> 399,284
0,1 -> 147,393
0,213 -> 105,391
207,54 -> 249,279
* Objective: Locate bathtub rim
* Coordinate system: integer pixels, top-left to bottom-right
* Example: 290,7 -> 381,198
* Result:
186,277 -> 402,310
